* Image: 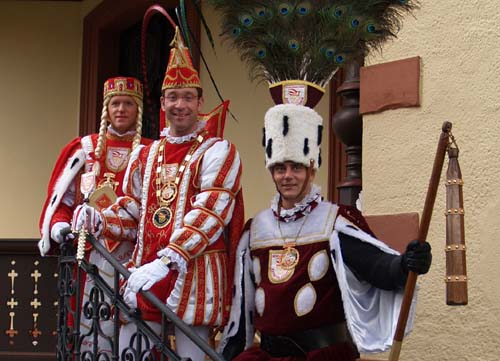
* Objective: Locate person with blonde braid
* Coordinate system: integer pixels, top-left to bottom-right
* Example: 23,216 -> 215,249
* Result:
38,76 -> 152,355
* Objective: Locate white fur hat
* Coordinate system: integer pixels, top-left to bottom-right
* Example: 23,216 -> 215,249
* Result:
263,104 -> 323,170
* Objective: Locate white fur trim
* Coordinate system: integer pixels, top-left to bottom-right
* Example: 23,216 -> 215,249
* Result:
264,104 -> 323,169
330,216 -> 417,353
39,148 -> 86,256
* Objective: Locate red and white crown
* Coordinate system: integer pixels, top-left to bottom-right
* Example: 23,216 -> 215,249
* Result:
103,77 -> 143,101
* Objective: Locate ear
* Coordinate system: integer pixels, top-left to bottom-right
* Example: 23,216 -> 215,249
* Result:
160,96 -> 166,112
197,96 -> 205,111
309,168 -> 316,183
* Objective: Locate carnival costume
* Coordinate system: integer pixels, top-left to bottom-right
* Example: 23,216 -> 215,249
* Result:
206,2 -> 431,359
38,76 -> 151,352
218,100 -> 432,360
91,30 -> 244,330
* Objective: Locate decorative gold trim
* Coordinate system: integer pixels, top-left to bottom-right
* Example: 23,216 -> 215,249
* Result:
269,80 -> 326,93
445,179 -> 464,186
445,275 -> 468,283
445,244 -> 466,252
444,208 -> 465,215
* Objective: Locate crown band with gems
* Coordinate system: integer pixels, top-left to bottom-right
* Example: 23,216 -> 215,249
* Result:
103,77 -> 143,101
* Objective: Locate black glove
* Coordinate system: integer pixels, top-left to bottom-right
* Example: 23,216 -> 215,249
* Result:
402,239 -> 432,275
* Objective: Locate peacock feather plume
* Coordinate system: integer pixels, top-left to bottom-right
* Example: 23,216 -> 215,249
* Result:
208,0 -> 418,87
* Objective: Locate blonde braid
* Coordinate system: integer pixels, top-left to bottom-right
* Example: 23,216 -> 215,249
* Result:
132,103 -> 143,151
95,97 -> 110,161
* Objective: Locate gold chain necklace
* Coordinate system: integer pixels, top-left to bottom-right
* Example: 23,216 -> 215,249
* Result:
276,212 -> 309,270
152,131 -> 206,228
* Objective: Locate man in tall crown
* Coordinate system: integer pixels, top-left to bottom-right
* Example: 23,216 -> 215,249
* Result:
73,28 -> 244,361
38,76 -> 152,354
218,88 -> 432,361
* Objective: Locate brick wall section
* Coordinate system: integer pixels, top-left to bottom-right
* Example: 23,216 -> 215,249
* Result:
360,56 -> 420,115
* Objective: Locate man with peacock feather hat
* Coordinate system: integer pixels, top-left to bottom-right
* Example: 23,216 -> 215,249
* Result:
206,1 -> 432,360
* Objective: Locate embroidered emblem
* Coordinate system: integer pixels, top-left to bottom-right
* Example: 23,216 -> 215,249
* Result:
106,147 -> 130,172
284,84 -> 306,105
268,249 -> 294,284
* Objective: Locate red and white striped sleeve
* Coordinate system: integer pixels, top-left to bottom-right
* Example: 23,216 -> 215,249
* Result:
160,140 -> 242,268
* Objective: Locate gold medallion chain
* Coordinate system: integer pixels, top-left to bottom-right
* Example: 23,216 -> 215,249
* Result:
152,131 -> 206,228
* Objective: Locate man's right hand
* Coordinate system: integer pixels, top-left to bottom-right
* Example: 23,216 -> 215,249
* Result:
72,204 -> 103,236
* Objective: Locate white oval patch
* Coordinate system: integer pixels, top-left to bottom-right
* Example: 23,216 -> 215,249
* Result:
253,257 -> 261,285
308,250 -> 329,281
294,283 -> 316,317
255,287 -> 265,316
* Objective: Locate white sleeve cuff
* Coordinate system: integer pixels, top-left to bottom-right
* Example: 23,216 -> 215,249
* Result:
157,248 -> 188,274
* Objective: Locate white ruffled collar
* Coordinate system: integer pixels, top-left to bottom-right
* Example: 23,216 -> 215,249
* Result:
107,125 -> 136,138
160,121 -> 206,143
271,184 -> 322,222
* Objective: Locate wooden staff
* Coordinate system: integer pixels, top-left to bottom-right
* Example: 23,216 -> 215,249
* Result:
387,121 -> 452,361
445,139 -> 468,305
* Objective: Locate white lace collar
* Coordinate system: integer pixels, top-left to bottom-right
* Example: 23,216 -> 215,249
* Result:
271,184 -> 322,222
107,125 -> 136,138
160,121 -> 206,143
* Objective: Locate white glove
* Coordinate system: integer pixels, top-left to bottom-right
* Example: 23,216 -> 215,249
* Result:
50,222 -> 71,243
122,283 -> 138,308
126,259 -> 169,292
72,204 -> 103,237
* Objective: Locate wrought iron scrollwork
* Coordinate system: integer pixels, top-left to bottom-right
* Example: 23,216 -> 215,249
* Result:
56,232 -> 224,361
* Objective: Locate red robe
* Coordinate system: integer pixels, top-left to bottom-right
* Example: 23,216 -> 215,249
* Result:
38,131 -> 152,255
100,102 -> 245,326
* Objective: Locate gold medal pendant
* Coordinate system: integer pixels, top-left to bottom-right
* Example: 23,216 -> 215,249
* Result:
153,206 -> 172,228
279,246 -> 300,270
160,181 -> 178,204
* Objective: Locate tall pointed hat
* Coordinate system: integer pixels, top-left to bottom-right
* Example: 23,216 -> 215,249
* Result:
162,27 -> 202,92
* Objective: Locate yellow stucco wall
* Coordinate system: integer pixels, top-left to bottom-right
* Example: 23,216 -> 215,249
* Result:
0,1 -> 84,238
362,1 -> 499,360
0,0 -> 494,360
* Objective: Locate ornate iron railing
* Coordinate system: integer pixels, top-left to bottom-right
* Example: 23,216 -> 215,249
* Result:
56,231 -> 224,361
